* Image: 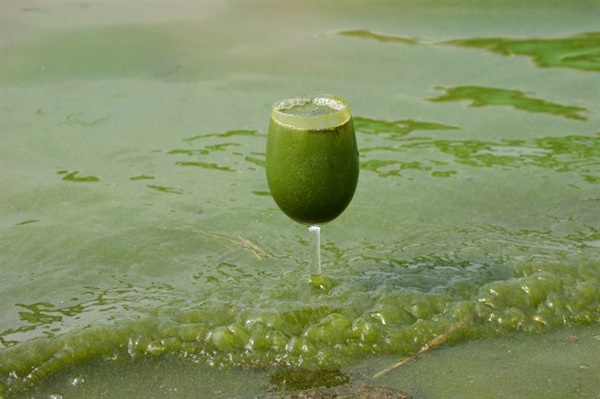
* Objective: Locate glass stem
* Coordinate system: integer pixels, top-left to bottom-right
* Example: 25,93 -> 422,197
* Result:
308,225 -> 321,278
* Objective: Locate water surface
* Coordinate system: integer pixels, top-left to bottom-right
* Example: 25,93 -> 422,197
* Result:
1,1 -> 599,397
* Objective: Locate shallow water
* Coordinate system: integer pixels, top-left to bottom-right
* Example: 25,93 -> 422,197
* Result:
7,324 -> 600,398
1,1 -> 599,397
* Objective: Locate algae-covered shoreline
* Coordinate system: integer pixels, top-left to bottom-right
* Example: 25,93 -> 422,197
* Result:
2,1 -> 599,397
2,256 -> 597,396
5,324 -> 599,398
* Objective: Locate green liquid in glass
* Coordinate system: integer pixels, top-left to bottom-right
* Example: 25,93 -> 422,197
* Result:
266,96 -> 359,225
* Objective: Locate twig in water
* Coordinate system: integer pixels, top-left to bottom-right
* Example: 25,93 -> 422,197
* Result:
372,303 -> 484,379
161,226 -> 269,260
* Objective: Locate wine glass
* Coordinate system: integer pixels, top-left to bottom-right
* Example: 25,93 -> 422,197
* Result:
266,95 -> 359,287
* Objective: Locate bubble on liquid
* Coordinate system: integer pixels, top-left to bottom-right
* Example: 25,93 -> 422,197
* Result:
70,376 -> 85,386
276,96 -> 344,116
313,96 -> 345,111
145,340 -> 166,356
49,393 -> 64,399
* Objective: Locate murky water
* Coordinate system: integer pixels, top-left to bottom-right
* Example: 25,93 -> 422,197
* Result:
1,1 -> 599,398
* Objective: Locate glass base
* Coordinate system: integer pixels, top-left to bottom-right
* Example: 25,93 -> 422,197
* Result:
310,274 -> 336,293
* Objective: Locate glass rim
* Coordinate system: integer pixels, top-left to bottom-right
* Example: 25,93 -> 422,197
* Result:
270,94 -> 351,130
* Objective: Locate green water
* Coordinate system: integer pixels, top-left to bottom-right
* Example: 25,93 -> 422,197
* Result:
1,1 -> 599,398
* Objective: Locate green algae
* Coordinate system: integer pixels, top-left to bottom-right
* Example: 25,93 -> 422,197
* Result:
1,259 -> 597,395
358,125 -> 598,179
376,323 -> 600,399
267,367 -> 349,391
129,174 -> 155,181
1,2 -> 599,398
331,29 -> 600,72
7,325 -> 597,399
429,86 -> 589,120
353,117 -> 459,139
13,219 -> 40,226
175,161 -> 236,172
183,130 -> 260,142
447,32 -> 600,72
146,184 -> 184,195
331,29 -> 418,45
2,115 -> 597,394
58,170 -> 100,183
56,112 -> 108,127
420,134 -> 600,172
359,159 -> 431,178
